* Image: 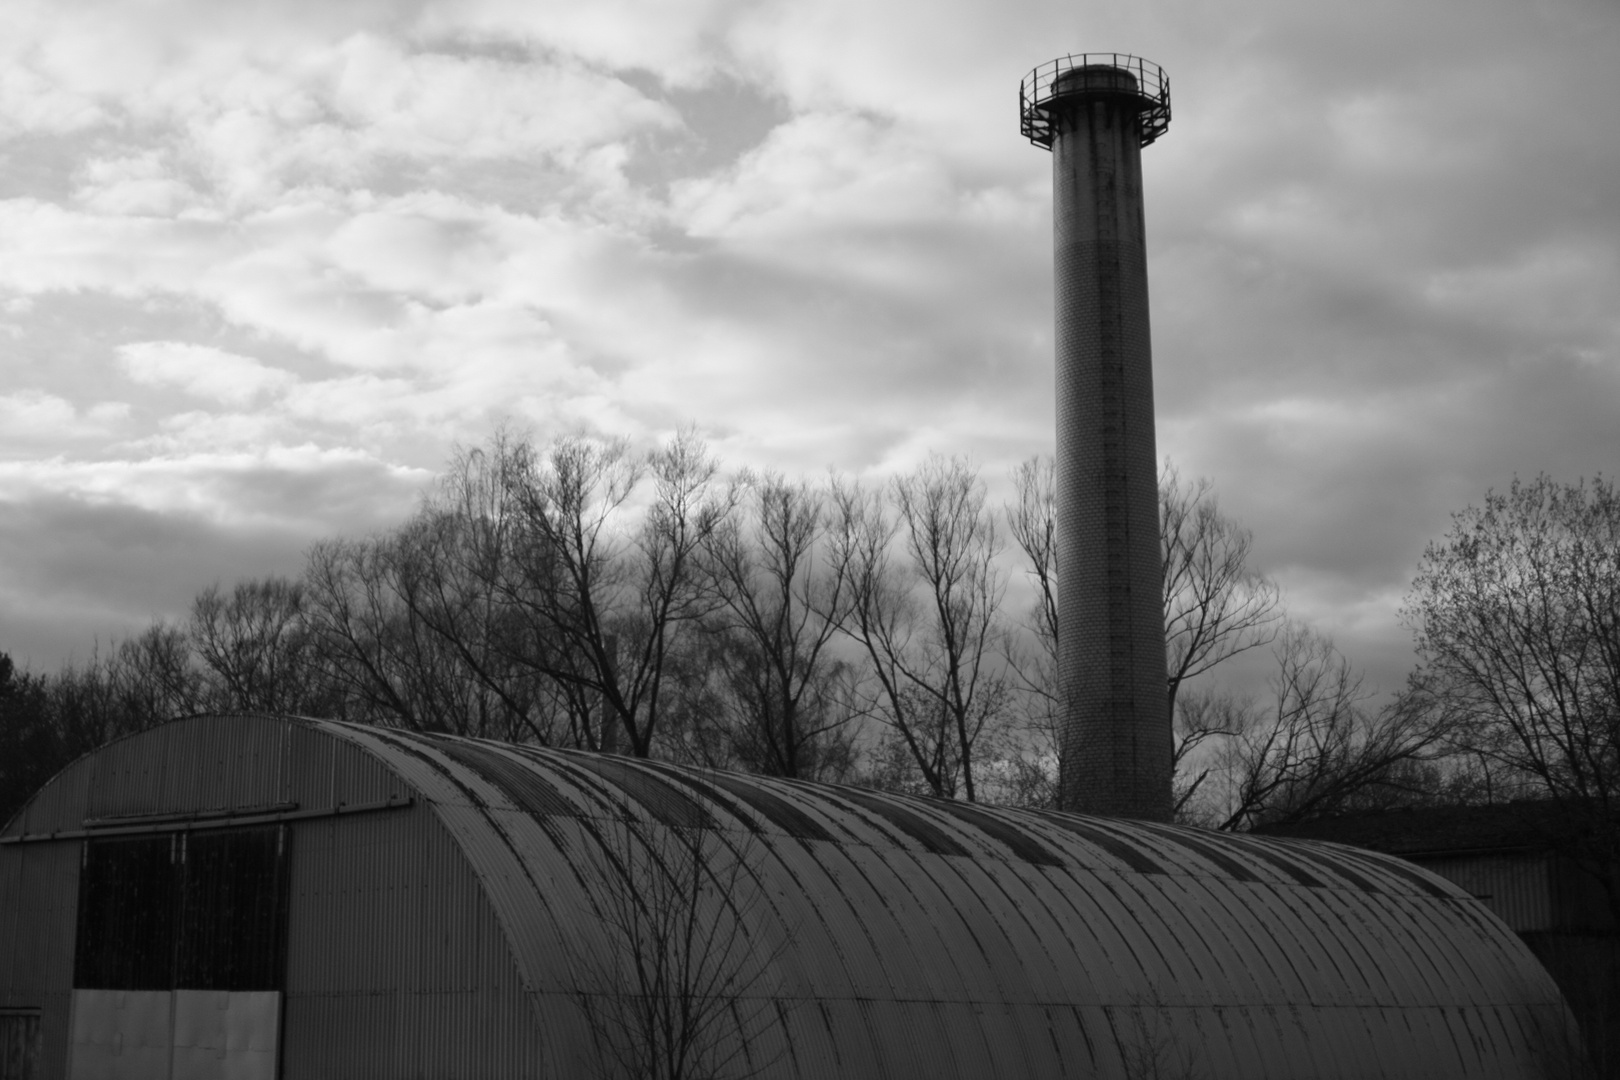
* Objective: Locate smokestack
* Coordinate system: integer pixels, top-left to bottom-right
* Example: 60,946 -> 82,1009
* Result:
1022,55 -> 1172,819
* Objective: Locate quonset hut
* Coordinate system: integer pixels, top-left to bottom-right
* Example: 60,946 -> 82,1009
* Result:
0,714 -> 1579,1078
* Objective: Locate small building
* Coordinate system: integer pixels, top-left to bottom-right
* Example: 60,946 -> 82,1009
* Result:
1257,802 -> 1619,1075
1,714 -> 1583,1078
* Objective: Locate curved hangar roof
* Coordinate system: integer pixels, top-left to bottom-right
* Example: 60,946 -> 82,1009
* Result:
2,714 -> 1576,1079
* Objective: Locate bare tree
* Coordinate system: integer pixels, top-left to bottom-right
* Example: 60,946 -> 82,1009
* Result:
832,457 -> 1013,801
694,473 -> 859,781
381,436 -> 578,743
0,653 -> 57,826
392,515 -> 558,740
500,429 -> 734,758
190,576 -> 337,716
576,808 -> 787,1080
628,431 -> 739,752
1007,457 -> 1059,670
299,428 -> 735,755
1006,456 -> 1062,802
1404,473 -> 1620,916
500,433 -> 641,747
1168,688 -> 1245,819
9,623 -> 206,773
304,535 -> 490,732
106,621 -> 206,729
1210,624 -> 1451,831
4,623 -> 217,820
298,431 -> 605,745
1160,463 -> 1284,714
34,654 -> 124,760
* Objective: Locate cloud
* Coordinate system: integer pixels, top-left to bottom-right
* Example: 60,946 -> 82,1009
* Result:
322,192 -> 514,303
415,0 -> 741,88
0,494 -> 327,670
1421,241 -> 1620,354
0,391 -> 128,447
0,62 -> 108,136
118,341 -> 297,404
74,151 -> 202,216
327,35 -> 681,160
672,111 -> 955,240
0,445 -> 428,532
0,434 -> 431,670
2,5 -> 682,213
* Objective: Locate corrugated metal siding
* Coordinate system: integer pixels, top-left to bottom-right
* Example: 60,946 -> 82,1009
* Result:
0,713 -> 1584,1078
0,846 -> 19,1002
0,842 -> 78,1079
0,842 -> 79,1007
1415,852 -> 1554,932
1550,857 -> 1616,931
281,798 -> 547,1078
9,754 -> 93,841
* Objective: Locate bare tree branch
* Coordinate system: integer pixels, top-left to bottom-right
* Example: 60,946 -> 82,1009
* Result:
831,457 -> 1013,800
190,576 -> 338,716
576,808 -> 788,1080
1404,473 -> 1620,916
1160,462 -> 1284,715
1212,624 -> 1452,831
693,473 -> 860,781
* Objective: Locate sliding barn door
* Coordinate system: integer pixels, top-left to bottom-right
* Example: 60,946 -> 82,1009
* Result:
68,827 -> 288,1080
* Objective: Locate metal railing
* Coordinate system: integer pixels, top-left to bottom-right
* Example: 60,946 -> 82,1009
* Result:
1020,53 -> 1171,149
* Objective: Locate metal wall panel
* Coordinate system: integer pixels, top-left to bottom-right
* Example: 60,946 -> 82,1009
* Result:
0,849 -> 20,1002
9,761 -> 91,842
1418,853 -> 1553,932
169,990 -> 279,1080
276,718 -> 403,811
81,726 -> 170,821
280,799 -> 545,1078
279,994 -> 394,1080
31,992 -> 68,1080
148,718 -> 268,817
0,840 -> 78,1072
64,990 -> 169,1080
0,1011 -> 41,1080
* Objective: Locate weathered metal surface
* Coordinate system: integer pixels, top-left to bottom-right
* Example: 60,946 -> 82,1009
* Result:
0,843 -> 76,1080
7,757 -> 92,842
0,713 -> 1584,1077
0,1009 -> 41,1080
65,990 -> 169,1080
169,990 -> 279,1080
278,793 -> 548,1078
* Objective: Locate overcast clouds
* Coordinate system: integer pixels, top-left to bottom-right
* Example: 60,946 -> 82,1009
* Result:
2,0 -> 1616,698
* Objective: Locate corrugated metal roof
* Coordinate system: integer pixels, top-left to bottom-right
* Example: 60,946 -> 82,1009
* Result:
1,714 -> 1583,1077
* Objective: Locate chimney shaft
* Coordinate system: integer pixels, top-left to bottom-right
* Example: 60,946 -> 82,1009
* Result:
1023,55 -> 1172,819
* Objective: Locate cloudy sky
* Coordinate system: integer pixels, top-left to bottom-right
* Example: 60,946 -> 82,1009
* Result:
2,0 -> 1616,699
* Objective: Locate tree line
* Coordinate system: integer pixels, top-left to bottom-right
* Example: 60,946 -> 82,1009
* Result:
3,428 -> 1615,844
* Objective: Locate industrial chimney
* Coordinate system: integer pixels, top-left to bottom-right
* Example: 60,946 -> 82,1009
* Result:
1021,55 -> 1172,820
